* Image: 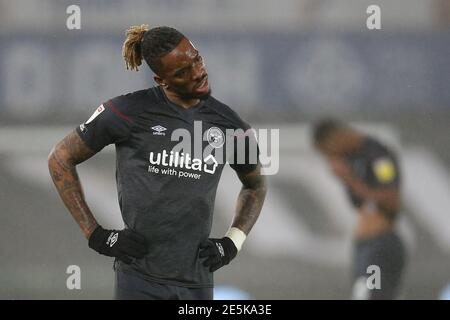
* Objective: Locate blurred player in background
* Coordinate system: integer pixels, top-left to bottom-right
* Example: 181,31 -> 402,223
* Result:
313,119 -> 406,300
48,24 -> 266,300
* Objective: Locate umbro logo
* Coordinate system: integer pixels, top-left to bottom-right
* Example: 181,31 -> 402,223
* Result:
215,242 -> 225,257
151,125 -> 167,136
106,232 -> 118,247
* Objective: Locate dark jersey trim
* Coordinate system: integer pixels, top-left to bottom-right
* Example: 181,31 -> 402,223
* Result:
75,125 -> 103,153
105,100 -> 133,123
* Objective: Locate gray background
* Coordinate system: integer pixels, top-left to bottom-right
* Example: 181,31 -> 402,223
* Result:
0,0 -> 449,299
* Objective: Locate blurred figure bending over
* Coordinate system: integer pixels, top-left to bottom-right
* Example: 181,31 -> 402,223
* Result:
313,119 -> 406,300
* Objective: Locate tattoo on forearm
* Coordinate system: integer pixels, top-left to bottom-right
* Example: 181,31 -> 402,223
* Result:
233,167 -> 267,234
72,191 -> 98,234
48,130 -> 98,238
59,180 -> 79,194
52,170 -> 63,182
50,148 -> 72,171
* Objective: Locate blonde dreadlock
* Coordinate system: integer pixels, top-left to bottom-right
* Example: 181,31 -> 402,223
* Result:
121,24 -> 185,74
122,24 -> 149,71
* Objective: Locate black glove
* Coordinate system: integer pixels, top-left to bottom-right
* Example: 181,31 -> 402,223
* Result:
199,237 -> 238,272
88,226 -> 147,264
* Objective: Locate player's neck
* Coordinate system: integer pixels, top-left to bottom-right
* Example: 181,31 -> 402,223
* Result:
161,87 -> 200,109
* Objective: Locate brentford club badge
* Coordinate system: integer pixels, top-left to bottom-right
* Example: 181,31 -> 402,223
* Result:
207,127 -> 225,148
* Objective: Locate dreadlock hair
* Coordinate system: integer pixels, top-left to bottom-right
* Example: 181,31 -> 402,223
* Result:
122,24 -> 185,73
312,118 -> 345,145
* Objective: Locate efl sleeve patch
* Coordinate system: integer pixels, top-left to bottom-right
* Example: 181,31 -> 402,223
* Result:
373,158 -> 396,184
85,104 -> 105,124
75,100 -> 131,152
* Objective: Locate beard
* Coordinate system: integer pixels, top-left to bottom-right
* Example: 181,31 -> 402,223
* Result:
179,88 -> 212,101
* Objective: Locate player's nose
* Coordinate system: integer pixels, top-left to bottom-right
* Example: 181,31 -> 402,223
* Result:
192,64 -> 206,81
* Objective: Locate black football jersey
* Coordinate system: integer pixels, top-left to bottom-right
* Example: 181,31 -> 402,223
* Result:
76,86 -> 257,287
345,137 -> 400,211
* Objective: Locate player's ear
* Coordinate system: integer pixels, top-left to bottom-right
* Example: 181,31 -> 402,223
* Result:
154,76 -> 167,88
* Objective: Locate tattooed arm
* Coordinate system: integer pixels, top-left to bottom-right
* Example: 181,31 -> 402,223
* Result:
232,164 -> 267,235
199,165 -> 267,272
48,130 -> 98,239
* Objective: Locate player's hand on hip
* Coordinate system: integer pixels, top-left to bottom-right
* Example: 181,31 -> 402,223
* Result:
199,237 -> 238,272
88,226 -> 147,264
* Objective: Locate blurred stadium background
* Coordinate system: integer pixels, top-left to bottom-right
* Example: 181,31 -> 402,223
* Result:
0,0 -> 449,299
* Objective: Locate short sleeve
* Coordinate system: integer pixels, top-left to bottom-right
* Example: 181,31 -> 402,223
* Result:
228,122 -> 260,174
76,97 -> 133,152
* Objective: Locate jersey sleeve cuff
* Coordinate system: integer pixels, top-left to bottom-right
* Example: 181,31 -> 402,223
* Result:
75,125 -> 102,153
